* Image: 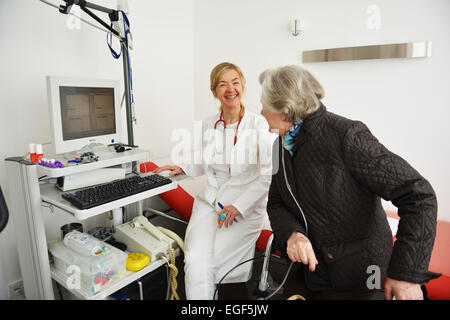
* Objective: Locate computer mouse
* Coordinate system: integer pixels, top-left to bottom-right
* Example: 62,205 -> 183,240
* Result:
158,170 -> 172,177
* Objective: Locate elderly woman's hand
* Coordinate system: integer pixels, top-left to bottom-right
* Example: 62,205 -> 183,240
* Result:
384,278 -> 423,300
287,232 -> 318,272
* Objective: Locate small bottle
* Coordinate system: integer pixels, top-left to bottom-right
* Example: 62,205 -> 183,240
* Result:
63,230 -> 104,257
29,143 -> 37,163
35,144 -> 44,162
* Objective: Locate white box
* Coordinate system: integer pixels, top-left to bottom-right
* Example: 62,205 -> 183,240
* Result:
49,240 -> 127,295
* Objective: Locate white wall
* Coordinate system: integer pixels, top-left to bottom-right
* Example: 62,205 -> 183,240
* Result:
193,0 -> 450,221
131,0 -> 195,159
0,0 -> 448,299
0,0 -> 194,298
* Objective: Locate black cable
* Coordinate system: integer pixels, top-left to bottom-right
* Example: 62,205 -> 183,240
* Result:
212,252 -> 298,300
263,261 -> 294,300
56,282 -> 64,300
0,186 -> 9,233
213,254 -> 265,300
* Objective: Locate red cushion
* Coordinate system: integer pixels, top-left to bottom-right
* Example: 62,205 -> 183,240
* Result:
256,230 -> 272,252
425,274 -> 450,300
158,185 -> 194,222
255,229 -> 280,256
141,162 -> 194,222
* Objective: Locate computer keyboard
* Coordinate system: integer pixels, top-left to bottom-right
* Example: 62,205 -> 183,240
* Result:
61,174 -> 172,210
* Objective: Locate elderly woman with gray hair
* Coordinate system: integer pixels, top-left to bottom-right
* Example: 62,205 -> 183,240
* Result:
259,65 -> 439,300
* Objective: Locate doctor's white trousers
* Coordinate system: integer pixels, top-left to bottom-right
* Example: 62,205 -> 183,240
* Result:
184,197 -> 266,300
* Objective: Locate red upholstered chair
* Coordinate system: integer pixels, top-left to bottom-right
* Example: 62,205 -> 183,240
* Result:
140,162 -> 277,294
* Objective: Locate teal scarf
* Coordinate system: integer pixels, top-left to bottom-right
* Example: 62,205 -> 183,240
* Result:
283,121 -> 303,155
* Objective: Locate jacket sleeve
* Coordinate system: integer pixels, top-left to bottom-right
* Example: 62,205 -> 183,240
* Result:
343,121 -> 439,284
266,150 -> 307,258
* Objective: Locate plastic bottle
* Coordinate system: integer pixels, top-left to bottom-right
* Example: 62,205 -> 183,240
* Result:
35,144 -> 44,162
29,143 -> 37,163
63,230 -> 104,257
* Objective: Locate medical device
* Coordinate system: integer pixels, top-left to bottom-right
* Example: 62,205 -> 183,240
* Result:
280,140 -> 309,236
214,112 -> 243,146
114,215 -> 185,299
114,221 -> 171,263
46,76 -> 122,155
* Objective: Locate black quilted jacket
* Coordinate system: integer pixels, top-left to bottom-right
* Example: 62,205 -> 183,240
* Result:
267,104 -> 440,291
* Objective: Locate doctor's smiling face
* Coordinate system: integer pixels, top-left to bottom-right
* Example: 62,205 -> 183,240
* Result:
212,69 -> 244,111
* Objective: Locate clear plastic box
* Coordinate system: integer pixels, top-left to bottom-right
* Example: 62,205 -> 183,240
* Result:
49,240 -> 127,295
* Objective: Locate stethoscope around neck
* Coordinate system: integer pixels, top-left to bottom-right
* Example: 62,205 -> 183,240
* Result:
213,111 -> 243,153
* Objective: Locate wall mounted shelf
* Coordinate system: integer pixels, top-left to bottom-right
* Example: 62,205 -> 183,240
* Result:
302,41 -> 432,63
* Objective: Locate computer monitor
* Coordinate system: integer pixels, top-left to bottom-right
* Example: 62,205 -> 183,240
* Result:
46,76 -> 122,154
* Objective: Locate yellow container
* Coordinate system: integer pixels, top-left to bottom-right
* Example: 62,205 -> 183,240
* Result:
126,253 -> 150,271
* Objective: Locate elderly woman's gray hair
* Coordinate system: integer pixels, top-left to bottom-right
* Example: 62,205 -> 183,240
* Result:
259,65 -> 324,122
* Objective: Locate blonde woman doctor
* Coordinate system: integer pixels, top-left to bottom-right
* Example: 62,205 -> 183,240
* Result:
154,62 -> 274,300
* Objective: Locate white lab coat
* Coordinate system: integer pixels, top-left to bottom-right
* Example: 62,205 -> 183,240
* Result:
180,110 -> 275,300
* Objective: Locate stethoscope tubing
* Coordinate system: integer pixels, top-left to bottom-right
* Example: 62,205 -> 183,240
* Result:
214,112 -> 243,146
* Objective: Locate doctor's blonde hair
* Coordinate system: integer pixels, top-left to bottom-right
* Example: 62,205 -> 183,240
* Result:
259,65 -> 324,122
210,62 -> 246,118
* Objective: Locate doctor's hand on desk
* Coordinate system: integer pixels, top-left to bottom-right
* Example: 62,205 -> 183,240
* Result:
217,205 -> 242,229
153,165 -> 185,176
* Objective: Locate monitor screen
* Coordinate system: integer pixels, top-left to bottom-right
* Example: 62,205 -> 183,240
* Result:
47,76 -> 122,155
59,86 -> 116,141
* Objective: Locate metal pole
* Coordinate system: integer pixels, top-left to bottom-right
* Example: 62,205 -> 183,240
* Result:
121,41 -> 134,147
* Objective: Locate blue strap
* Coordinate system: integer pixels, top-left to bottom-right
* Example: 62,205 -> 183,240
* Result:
106,11 -> 134,104
107,11 -> 130,59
